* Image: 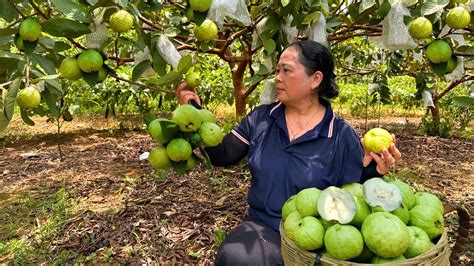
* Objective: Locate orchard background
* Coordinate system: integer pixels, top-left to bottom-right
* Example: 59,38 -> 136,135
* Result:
0,0 -> 472,264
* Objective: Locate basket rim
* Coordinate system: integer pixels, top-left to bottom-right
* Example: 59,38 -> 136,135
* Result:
279,221 -> 449,265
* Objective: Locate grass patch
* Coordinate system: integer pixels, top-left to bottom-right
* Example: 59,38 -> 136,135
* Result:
0,182 -> 79,263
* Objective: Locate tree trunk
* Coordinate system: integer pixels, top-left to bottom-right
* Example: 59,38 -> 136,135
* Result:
428,83 -> 441,134
231,61 -> 249,116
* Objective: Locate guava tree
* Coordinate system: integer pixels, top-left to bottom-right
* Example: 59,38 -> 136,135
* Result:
0,0 -> 472,133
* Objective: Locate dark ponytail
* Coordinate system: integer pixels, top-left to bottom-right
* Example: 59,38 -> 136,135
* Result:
288,40 -> 339,99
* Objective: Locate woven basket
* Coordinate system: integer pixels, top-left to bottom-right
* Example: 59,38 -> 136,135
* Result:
280,222 -> 450,266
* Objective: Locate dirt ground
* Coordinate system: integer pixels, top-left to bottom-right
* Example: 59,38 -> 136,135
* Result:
0,114 -> 472,264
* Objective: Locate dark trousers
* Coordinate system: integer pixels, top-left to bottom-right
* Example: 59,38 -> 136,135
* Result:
215,216 -> 283,266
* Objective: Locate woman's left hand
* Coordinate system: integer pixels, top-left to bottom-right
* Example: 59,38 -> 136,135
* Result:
362,134 -> 402,175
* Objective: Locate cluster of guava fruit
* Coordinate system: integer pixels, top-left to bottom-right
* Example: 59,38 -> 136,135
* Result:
282,177 -> 445,263
147,104 -> 223,174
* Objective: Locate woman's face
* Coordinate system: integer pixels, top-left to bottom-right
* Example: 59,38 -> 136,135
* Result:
275,46 -> 322,105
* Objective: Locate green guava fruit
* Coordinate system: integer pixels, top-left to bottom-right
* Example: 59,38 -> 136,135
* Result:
404,226 -> 435,258
415,192 -> 444,214
317,186 -> 356,224
110,10 -> 134,33
16,86 -> 41,110
352,245 -> 374,263
77,49 -> 103,73
97,67 -> 108,82
446,56 -> 458,73
172,104 -> 202,132
166,138 -> 192,162
390,180 -> 416,210
19,18 -> 41,42
186,71 -> 201,88
324,224 -> 364,260
341,182 -> 364,198
426,40 -> 452,63
14,35 -> 24,51
351,196 -> 371,227
409,205 -> 444,240
186,154 -> 197,170
371,255 -> 406,264
282,195 -> 297,220
148,146 -> 171,170
185,8 -> 194,20
148,118 -> 179,144
363,177 -> 403,212
295,187 -> 321,217
198,122 -> 223,147
59,57 -> 82,81
363,128 -> 393,154
189,0 -> 212,12
446,6 -> 471,29
194,19 -> 218,41
408,17 -> 433,39
293,216 -> 325,251
283,211 -> 302,240
373,204 -> 410,225
361,212 -> 410,258
199,109 -> 216,123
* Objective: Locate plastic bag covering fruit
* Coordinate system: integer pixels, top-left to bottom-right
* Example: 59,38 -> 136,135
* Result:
207,0 -> 251,28
157,35 -> 181,69
363,178 -> 402,212
317,186 -> 356,224
381,1 -> 417,50
172,104 -> 202,132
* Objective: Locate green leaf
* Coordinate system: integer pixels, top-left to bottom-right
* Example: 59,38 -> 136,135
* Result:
430,62 -> 447,77
178,54 -> 193,73
456,45 -> 474,53
23,41 -> 38,55
281,0 -> 291,7
42,18 -> 92,38
163,27 -> 180,37
171,160 -> 188,175
20,109 -> 35,126
42,89 -> 60,119
82,71 -> 99,87
0,28 -> 17,36
421,0 -> 449,16
360,0 -> 376,13
132,60 -> 151,81
31,53 -> 57,75
199,147 -> 213,170
143,113 -> 157,126
262,38 -> 276,55
0,0 -> 16,22
152,50 -> 167,76
31,74 -> 61,83
149,71 -> 184,87
302,12 -> 321,25
453,96 -> 474,108
51,0 -> 92,23
54,42 -> 72,52
158,119 -> 179,142
0,58 -> 18,75
4,78 -> 21,121
0,51 -> 24,61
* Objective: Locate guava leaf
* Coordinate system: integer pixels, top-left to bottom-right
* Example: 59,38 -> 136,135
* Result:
20,108 -> 35,126
453,96 -> 474,108
157,120 -> 179,142
43,18 -> 91,38
171,160 -> 188,175
51,0 -> 92,23
132,60 -> 151,81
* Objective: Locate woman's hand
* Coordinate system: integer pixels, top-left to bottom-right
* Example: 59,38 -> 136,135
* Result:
362,134 -> 402,175
175,81 -> 202,105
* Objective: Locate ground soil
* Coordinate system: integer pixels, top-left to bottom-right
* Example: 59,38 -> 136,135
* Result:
0,114 -> 472,264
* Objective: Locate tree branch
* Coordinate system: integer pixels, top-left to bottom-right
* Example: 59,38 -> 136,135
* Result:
438,75 -> 474,100
453,51 -> 474,57
109,73 -> 174,94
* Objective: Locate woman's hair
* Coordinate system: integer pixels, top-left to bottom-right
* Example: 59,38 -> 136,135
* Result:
287,40 -> 339,99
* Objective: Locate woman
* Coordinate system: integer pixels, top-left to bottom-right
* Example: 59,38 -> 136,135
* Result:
176,40 -> 401,265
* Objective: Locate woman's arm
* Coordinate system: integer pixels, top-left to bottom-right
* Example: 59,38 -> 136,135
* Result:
204,133 -> 249,166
